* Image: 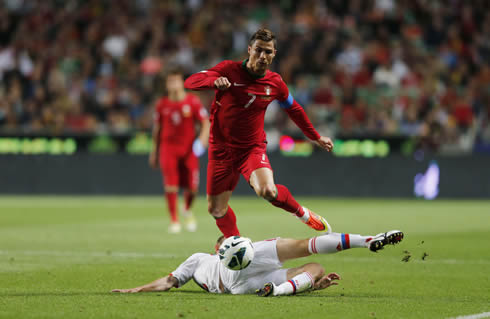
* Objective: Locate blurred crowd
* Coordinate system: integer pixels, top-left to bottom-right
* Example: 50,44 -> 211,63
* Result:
1,0 -> 489,153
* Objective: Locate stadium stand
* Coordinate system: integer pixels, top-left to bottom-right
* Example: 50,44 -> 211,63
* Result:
0,0 -> 489,154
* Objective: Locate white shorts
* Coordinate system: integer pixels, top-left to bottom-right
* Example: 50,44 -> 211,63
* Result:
227,239 -> 288,294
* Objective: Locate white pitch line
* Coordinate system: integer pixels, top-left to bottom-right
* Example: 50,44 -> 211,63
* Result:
337,256 -> 490,265
448,312 -> 490,319
0,200 -> 165,208
0,250 -> 184,259
1,250 -> 490,265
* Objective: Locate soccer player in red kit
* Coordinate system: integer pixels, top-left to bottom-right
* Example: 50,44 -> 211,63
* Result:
150,68 -> 210,234
184,28 -> 334,237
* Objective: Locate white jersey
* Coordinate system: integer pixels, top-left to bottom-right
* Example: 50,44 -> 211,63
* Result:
170,239 -> 288,294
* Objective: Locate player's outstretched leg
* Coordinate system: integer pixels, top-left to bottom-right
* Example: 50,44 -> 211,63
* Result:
308,231 -> 404,254
270,184 -> 331,232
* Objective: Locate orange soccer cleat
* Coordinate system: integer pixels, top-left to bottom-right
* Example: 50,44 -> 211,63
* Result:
301,207 -> 332,233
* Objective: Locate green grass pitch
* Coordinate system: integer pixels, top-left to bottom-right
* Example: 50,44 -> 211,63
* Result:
0,196 -> 489,319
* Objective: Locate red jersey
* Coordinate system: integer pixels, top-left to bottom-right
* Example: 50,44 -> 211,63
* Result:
184,60 -> 320,148
154,93 -> 208,155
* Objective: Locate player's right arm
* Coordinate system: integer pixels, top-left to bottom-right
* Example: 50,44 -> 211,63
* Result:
112,275 -> 178,293
111,253 -> 206,293
169,253 -> 207,287
149,100 -> 162,169
184,61 -> 232,91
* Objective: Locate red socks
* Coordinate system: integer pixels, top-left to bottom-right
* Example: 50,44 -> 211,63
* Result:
184,191 -> 195,211
215,206 -> 240,237
165,192 -> 178,223
270,184 -> 304,217
214,185 -> 301,237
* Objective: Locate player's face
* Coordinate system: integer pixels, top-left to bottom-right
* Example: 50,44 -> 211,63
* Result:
247,40 -> 276,74
166,74 -> 184,92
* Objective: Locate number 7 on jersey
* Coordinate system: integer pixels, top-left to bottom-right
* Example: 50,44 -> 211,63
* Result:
244,93 -> 256,108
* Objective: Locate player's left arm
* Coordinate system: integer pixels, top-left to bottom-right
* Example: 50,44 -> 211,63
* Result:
193,97 -> 210,148
149,100 -> 162,169
197,118 -> 210,148
184,61 -> 232,91
277,80 -> 333,152
112,275 -> 178,293
191,96 -> 210,156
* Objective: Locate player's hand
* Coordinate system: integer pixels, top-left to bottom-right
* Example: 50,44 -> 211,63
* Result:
112,287 -> 143,293
214,77 -> 231,90
192,139 -> 206,157
149,151 -> 158,169
314,136 -> 334,152
313,272 -> 341,290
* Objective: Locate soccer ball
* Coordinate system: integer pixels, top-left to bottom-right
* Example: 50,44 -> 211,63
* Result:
218,236 -> 254,271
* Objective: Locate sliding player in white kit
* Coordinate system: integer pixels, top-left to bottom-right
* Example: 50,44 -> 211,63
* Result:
112,230 -> 403,296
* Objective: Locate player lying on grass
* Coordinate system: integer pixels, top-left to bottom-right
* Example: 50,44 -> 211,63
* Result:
112,230 -> 403,296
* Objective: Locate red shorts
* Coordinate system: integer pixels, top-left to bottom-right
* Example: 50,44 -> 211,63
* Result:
207,143 -> 272,195
160,150 -> 199,191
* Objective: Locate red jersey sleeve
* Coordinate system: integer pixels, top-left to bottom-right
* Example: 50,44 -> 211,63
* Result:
276,78 -> 321,141
184,61 -> 233,91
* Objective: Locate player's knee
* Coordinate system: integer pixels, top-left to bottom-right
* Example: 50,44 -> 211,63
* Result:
316,264 -> 326,279
208,203 -> 226,218
303,263 -> 325,281
164,185 -> 179,193
257,185 -> 277,200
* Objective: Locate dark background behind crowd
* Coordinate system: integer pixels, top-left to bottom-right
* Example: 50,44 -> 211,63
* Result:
1,0 -> 489,154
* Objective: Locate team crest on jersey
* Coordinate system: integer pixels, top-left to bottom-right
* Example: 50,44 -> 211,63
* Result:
171,112 -> 181,125
264,86 -> 271,95
261,86 -> 272,101
182,104 -> 191,117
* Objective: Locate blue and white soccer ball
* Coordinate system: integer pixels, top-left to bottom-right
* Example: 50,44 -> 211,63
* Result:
218,236 -> 254,271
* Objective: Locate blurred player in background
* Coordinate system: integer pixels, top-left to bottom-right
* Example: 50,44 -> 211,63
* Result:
150,68 -> 210,234
112,230 -> 404,295
184,28 -> 334,237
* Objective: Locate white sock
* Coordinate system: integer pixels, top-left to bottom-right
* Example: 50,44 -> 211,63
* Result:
273,272 -> 315,296
295,206 -> 310,222
308,232 -> 373,254
181,209 -> 192,217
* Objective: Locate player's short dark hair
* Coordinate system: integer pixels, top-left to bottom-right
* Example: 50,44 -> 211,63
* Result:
249,28 -> 276,48
165,66 -> 184,79
216,235 -> 225,247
